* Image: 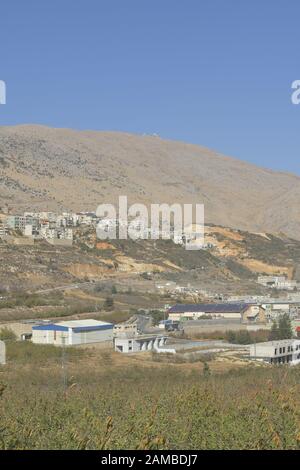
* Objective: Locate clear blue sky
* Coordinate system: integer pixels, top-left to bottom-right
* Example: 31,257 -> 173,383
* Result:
0,0 -> 300,173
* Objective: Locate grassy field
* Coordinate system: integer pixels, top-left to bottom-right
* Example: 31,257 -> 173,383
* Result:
0,342 -> 300,450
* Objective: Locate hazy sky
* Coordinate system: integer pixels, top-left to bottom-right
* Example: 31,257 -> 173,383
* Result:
1,1 -> 300,173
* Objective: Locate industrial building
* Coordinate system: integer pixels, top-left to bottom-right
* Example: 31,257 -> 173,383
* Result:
32,319 -> 113,346
114,334 -> 167,353
249,339 -> 300,365
168,303 -> 266,323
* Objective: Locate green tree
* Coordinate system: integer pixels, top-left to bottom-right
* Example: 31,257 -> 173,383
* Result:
235,330 -> 251,344
269,320 -> 280,341
225,330 -> 236,343
0,327 -> 17,341
278,314 -> 293,339
203,362 -> 211,378
150,310 -> 165,326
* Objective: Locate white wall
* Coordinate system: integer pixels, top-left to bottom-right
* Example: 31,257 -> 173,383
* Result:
0,340 -> 6,365
70,328 -> 113,345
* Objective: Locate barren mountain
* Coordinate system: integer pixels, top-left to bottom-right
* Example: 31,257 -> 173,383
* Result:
0,124 -> 299,238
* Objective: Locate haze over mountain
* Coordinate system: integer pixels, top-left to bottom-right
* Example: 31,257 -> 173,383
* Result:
0,124 -> 299,239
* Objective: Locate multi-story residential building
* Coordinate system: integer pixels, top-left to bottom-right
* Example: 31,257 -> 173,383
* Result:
249,339 -> 300,365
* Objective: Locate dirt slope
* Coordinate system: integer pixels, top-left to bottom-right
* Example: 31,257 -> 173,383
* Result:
1,124 -> 300,238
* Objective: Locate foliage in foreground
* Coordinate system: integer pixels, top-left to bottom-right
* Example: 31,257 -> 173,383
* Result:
0,345 -> 299,450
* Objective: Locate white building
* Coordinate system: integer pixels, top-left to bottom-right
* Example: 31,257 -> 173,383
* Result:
249,339 -> 300,365
0,340 -> 6,365
113,323 -> 138,338
24,224 -> 33,237
114,334 -> 167,353
257,276 -> 298,291
32,319 -> 113,346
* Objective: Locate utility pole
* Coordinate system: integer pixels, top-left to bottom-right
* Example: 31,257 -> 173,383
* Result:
61,334 -> 67,396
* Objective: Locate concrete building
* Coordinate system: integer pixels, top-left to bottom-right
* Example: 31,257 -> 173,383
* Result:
0,223 -> 7,237
24,224 -> 33,237
257,275 -> 298,291
32,319 -> 113,346
262,302 -> 291,321
0,340 -> 5,365
168,303 -> 266,324
5,215 -> 27,232
240,304 -> 266,324
113,323 -> 138,338
114,334 -> 167,353
249,339 -> 300,365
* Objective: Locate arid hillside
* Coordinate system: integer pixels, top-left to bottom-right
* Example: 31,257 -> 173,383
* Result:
1,124 -> 300,237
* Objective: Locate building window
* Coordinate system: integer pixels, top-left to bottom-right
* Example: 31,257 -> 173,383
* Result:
275,348 -> 277,355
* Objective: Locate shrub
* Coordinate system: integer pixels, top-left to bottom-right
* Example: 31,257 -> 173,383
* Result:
0,327 -> 17,341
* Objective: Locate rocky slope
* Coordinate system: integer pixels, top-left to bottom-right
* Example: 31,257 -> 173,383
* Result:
1,124 -> 300,238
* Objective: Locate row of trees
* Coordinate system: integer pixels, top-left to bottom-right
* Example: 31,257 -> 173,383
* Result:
224,314 -> 294,345
269,314 -> 293,340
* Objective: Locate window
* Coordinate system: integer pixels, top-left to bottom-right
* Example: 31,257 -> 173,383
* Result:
275,348 -> 277,355
279,348 -> 282,354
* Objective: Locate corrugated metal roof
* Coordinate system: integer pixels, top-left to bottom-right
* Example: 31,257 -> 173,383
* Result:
168,303 -> 249,314
32,319 -> 113,332
58,319 -> 112,328
32,323 -> 68,331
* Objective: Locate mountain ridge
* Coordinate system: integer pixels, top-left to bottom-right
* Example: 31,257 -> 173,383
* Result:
0,124 -> 299,239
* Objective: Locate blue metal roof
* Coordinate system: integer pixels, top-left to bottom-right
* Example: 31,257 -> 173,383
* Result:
168,303 -> 249,314
32,324 -> 68,331
72,324 -> 113,332
32,323 -> 113,332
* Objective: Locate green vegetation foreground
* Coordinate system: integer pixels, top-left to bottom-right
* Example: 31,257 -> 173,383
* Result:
0,342 -> 300,450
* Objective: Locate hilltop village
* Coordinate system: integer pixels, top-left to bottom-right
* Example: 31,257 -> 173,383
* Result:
1,209 -> 300,370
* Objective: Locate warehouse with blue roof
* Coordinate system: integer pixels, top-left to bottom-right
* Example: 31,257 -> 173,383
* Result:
32,319 -> 114,346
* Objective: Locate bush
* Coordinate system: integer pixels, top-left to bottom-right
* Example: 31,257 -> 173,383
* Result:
0,362 -> 300,449
0,327 -> 17,341
103,297 -> 114,311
